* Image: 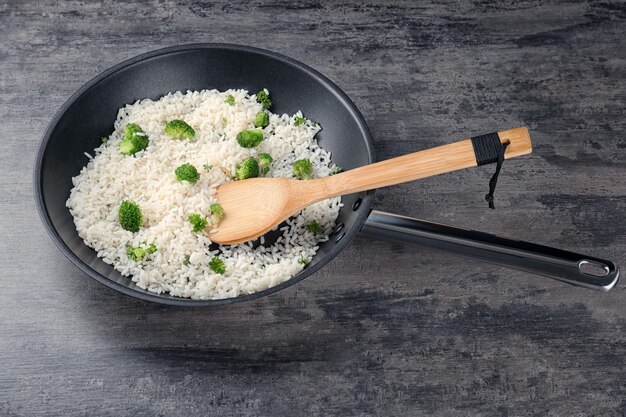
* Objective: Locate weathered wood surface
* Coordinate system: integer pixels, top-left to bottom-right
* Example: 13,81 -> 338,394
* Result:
1,1 -> 625,415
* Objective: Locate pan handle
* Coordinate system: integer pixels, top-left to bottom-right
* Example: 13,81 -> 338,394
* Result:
361,210 -> 619,291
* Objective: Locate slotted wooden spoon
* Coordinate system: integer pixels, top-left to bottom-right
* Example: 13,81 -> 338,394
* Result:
209,127 -> 532,245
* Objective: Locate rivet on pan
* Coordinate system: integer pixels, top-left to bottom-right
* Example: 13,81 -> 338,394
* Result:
336,232 -> 346,243
352,198 -> 362,211
333,223 -> 344,234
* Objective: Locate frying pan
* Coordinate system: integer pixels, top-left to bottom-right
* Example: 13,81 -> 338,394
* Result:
34,44 -> 619,306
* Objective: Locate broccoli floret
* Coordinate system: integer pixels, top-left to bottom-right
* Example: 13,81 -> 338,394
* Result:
118,140 -> 134,155
127,246 -> 145,261
209,257 -> 226,274
124,123 -> 143,140
236,129 -> 264,148
225,94 -> 235,106
256,90 -> 271,110
305,220 -> 323,234
235,157 -> 260,180
294,116 -> 307,126
254,111 -> 270,128
119,135 -> 149,156
119,123 -> 149,156
118,200 -> 143,232
209,203 -> 225,224
175,163 -> 200,184
164,119 -> 195,139
293,159 -> 313,180
329,165 -> 343,175
126,242 -> 157,262
258,153 -> 273,174
188,213 -> 207,232
298,255 -> 311,266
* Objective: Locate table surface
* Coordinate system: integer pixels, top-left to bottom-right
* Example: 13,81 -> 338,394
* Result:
2,1 -> 625,416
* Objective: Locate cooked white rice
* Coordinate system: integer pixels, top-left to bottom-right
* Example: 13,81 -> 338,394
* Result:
66,89 -> 341,300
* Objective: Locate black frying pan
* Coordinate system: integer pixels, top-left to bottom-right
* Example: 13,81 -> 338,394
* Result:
34,44 -> 619,306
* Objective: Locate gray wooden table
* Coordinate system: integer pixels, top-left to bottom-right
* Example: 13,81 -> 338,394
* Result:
2,1 -> 625,416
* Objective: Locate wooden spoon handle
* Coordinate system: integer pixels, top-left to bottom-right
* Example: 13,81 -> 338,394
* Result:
322,127 -> 532,197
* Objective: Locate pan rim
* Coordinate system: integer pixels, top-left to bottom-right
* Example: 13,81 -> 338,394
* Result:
34,43 -> 375,306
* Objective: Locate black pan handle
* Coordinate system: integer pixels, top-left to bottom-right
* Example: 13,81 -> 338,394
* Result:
361,210 -> 619,291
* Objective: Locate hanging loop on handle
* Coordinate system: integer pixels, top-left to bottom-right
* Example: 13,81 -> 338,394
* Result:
470,132 -> 510,209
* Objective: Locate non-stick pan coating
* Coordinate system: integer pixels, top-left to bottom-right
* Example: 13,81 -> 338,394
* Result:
35,44 -> 376,306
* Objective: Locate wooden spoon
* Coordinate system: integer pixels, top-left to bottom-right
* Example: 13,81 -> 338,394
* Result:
209,127 -> 532,245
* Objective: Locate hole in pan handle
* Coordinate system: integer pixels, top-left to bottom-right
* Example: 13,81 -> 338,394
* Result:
361,210 -> 619,291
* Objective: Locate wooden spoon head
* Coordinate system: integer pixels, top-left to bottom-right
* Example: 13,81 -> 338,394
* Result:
208,178 -> 298,245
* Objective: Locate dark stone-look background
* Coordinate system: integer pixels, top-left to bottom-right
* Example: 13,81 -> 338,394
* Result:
1,1 -> 625,416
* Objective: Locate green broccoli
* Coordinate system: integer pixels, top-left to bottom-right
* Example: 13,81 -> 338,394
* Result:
188,213 -> 208,232
124,123 -> 143,140
119,136 -> 149,156
305,220 -> 323,234
254,111 -> 270,128
236,129 -> 264,148
175,163 -> 200,184
329,165 -> 343,175
225,94 -> 235,106
235,157 -> 260,180
127,246 -> 144,261
258,153 -> 273,174
298,255 -> 311,266
164,119 -> 195,140
126,242 -> 157,261
209,203 -> 225,224
293,159 -> 313,180
119,123 -> 149,155
256,90 -> 271,110
209,257 -> 226,274
294,116 -> 307,126
118,200 -> 143,232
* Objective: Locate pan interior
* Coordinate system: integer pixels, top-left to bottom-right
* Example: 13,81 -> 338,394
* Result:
37,45 -> 374,305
